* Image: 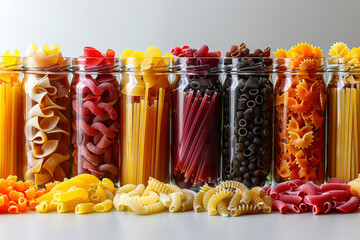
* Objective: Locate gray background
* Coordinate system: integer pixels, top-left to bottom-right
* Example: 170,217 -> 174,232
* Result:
1,0 -> 359,57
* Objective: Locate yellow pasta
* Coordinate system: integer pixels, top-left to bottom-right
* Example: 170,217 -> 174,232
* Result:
169,191 -> 183,213
88,187 -> 96,196
93,199 -> 113,213
128,184 -> 145,197
75,203 -> 95,214
348,176 -> 360,196
57,198 -> 87,213
48,199 -> 60,211
36,201 -> 49,213
99,178 -> 115,192
95,185 -> 107,202
104,188 -> 114,200
217,198 -> 230,217
180,190 -> 195,212
89,193 -> 101,204
193,184 -> 211,212
146,201 -> 165,214
240,188 -> 251,205
249,187 -> 265,207
228,191 -> 242,210
144,177 -> 171,196
54,188 -> 89,202
116,184 -> 137,194
207,189 -> 234,215
219,181 -> 248,192
203,188 -> 217,211
166,184 -> 181,193
74,174 -> 100,186
51,178 -> 90,192
230,204 -> 261,217
113,193 -> 126,211
262,196 -> 273,214
159,193 -> 171,208
132,191 -> 159,206
36,190 -> 63,203
127,198 -> 148,215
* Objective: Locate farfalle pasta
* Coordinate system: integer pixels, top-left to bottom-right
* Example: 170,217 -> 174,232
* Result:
71,47 -> 120,183
23,43 -> 71,185
0,50 -> 23,179
273,43 -> 326,184
327,42 -> 360,182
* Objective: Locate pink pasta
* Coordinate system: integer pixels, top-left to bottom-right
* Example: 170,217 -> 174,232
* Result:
272,200 -> 287,214
323,202 -> 332,214
288,179 -> 304,189
278,195 -> 302,205
312,205 -> 322,215
298,203 -> 308,212
270,182 -> 291,199
285,190 -> 305,198
327,178 -> 346,184
285,203 -> 300,213
326,190 -> 352,202
304,193 -> 332,205
336,196 -> 360,213
320,183 -> 351,192
300,184 -> 318,196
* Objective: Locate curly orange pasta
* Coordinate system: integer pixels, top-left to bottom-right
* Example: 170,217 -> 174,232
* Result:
23,43 -> 70,185
274,43 -> 326,184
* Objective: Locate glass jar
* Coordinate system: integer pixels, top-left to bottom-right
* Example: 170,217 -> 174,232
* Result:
0,54 -> 23,179
71,57 -> 121,183
23,56 -> 71,185
222,57 -> 273,188
171,57 -> 222,189
327,58 -> 360,182
120,57 -> 171,185
273,58 -> 326,184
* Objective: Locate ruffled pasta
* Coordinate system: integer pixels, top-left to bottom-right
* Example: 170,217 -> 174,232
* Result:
193,184 -> 211,212
169,192 -> 183,213
203,188 -> 217,211
132,191 -> 159,206
180,190 -> 195,211
159,193 -> 171,208
230,204 -> 262,217
207,189 -> 234,215
217,198 -> 230,217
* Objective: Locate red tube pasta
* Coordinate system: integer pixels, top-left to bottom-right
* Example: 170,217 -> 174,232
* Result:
272,200 -> 287,214
336,196 -> 359,213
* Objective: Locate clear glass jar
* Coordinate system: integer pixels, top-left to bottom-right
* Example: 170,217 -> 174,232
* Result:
222,57 -> 273,188
273,58 -> 326,184
120,57 -> 171,185
0,55 -> 24,179
327,58 -> 360,182
71,57 -> 121,183
171,57 -> 222,189
23,56 -> 71,185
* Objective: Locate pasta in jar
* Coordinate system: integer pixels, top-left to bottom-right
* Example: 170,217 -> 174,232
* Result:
23,43 -> 71,186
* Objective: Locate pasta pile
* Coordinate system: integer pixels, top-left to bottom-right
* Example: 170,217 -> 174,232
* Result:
327,42 -> 360,182
193,180 -> 272,217
35,174 -> 115,214
0,175 -> 52,214
273,43 -> 326,184
348,174 -> 360,196
265,178 -> 360,215
113,177 -> 195,215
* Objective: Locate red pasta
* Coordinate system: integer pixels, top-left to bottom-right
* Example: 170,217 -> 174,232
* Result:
286,203 -> 300,213
312,205 -> 322,215
328,178 -> 347,184
285,190 -> 305,198
278,195 -> 302,205
270,182 -> 291,199
336,196 -> 360,213
299,203 -> 308,212
193,45 -> 209,57
323,202 -> 332,214
71,47 -> 120,182
326,190 -> 352,202
288,179 -> 304,188
300,184 -> 318,196
304,193 -> 332,206
320,183 -> 351,192
272,200 -> 287,214
305,181 -> 321,191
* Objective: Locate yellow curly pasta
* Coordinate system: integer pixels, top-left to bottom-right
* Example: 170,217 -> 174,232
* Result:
240,188 -> 251,205
54,188 -> 89,202
128,184 -> 145,197
203,188 -> 217,211
146,201 -> 165,214
99,178 -> 115,192
144,177 -> 170,196
228,191 -> 242,210
159,193 -> 171,208
116,184 -> 137,194
166,184 -> 181,193
75,203 -> 95,214
132,191 -> 159,206
217,198 -> 230,217
249,187 -> 265,207
230,204 -> 261,217
262,196 -> 273,214
180,190 -> 195,211
193,184 -> 211,212
93,199 -> 113,213
219,181 -> 248,192
207,189 -> 234,215
169,192 -> 183,213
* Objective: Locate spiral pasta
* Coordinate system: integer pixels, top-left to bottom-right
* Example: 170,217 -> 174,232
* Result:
132,191 -> 159,206
193,184 -> 211,212
169,192 -> 183,213
207,189 -> 234,215
217,198 -> 230,217
180,189 -> 195,211
230,204 -> 261,217
24,43 -> 70,185
228,191 -> 242,210
203,188 -> 217,211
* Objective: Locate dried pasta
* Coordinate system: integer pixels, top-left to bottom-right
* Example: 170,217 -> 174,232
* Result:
159,193 -> 171,208
217,198 -> 230,217
230,204 -> 261,217
169,192 -> 183,213
228,191 -> 242,210
193,184 -> 211,212
132,191 -> 159,206
180,190 -> 195,211
203,188 -> 217,211
75,203 -> 95,214
207,189 -> 234,215
93,199 -> 113,213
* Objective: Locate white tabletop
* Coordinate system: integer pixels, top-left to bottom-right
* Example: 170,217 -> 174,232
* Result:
0,210 -> 359,240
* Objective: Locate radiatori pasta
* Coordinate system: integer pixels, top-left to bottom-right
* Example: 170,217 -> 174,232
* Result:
113,177 -> 194,215
194,180 -> 272,217
33,174 -> 116,214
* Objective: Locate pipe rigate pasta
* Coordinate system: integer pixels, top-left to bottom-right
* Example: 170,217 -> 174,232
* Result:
132,191 -> 159,206
230,204 -> 261,217
180,190 -> 195,211
116,184 -> 137,194
208,189 -> 234,215
217,198 -> 230,217
193,184 -> 211,212
169,192 -> 183,213
228,191 -> 242,210
159,193 -> 171,208
203,188 -> 217,211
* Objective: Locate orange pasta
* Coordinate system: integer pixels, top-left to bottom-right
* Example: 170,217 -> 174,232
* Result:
274,43 -> 326,184
0,50 -> 23,179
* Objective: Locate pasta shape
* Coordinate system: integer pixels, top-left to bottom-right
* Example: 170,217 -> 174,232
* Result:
262,196 -> 273,213
93,199 -> 113,212
230,204 -> 261,217
193,184 -> 211,212
116,184 -> 137,194
207,189 -> 234,215
132,191 -> 159,206
169,192 -> 183,213
203,188 -> 217,211
48,199 -> 60,211
180,190 -> 195,212
250,187 -> 265,207
228,191 -> 242,210
113,193 -> 125,211
36,201 -> 49,213
75,203 -> 95,214
127,184 -> 145,197
329,42 -> 349,58
159,193 -> 171,208
57,198 -> 87,213
54,188 -> 88,202
217,198 -> 230,217
146,201 -> 165,214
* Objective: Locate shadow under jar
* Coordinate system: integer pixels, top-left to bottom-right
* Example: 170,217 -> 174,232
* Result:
327,58 -> 360,182
71,57 -> 121,183
119,57 -> 171,185
23,57 -> 71,185
273,58 -> 326,184
171,57 -> 222,189
222,57 -> 273,188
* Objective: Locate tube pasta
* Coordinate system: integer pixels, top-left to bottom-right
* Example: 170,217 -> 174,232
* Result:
93,199 -> 113,213
132,191 -> 159,206
48,199 -> 60,211
113,193 -> 125,211
95,185 -> 107,202
36,201 -> 49,213
57,198 -> 87,213
169,192 -> 183,213
75,203 -> 95,214
207,189 -> 234,215
193,184 -> 211,212
217,198 -> 230,217
128,184 -> 145,197
180,190 -> 195,211
54,188 -> 88,202
116,184 -> 137,194
228,191 -> 242,210
159,193 -> 171,208
230,204 -> 261,217
203,188 -> 217,211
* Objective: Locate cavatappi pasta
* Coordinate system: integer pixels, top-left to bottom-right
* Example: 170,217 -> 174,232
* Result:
194,180 -> 272,217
